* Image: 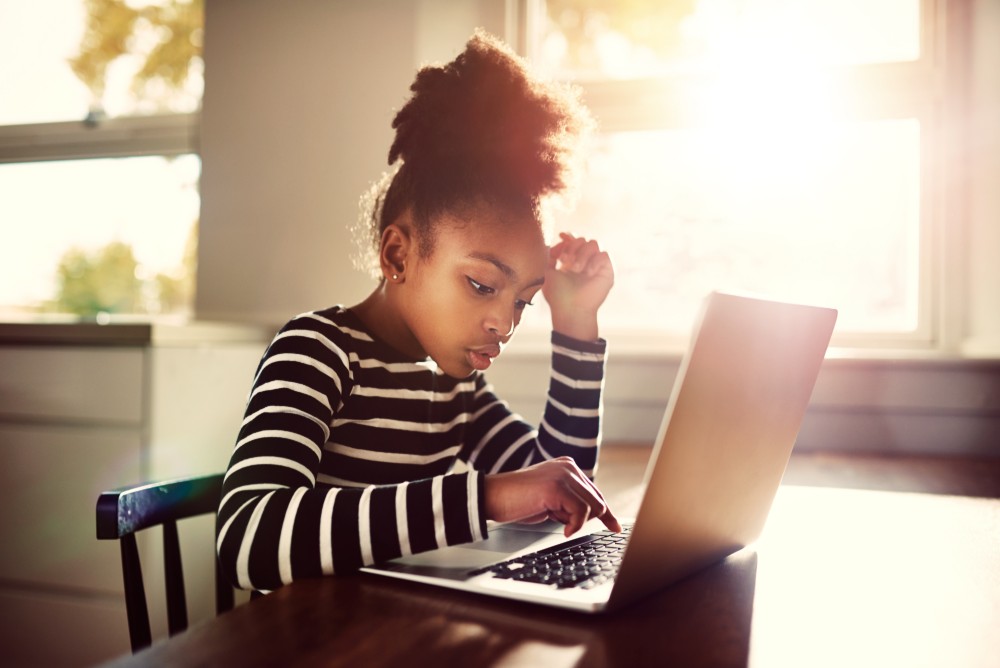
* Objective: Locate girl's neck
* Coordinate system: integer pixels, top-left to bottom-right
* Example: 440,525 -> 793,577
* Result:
350,285 -> 427,362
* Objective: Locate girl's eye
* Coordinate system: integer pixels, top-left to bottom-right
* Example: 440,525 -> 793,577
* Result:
467,277 -> 495,296
468,277 -> 534,310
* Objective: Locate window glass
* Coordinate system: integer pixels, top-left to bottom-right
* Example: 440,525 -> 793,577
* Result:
530,0 -> 928,342
537,0 -> 920,80
547,119 -> 920,333
0,156 -> 200,319
0,0 -> 203,125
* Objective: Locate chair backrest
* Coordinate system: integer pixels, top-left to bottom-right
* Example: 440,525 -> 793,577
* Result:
96,473 -> 234,653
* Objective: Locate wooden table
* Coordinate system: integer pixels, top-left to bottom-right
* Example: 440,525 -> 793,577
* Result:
104,446 -> 1000,668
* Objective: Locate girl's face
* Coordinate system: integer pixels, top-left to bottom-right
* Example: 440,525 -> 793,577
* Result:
400,203 -> 548,378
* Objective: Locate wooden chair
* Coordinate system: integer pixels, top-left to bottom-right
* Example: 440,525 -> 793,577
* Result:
96,473 -> 235,653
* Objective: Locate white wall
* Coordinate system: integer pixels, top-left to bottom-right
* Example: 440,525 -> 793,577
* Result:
199,0 -> 412,323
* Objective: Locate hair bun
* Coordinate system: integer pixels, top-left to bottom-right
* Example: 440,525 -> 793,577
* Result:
388,30 -> 591,199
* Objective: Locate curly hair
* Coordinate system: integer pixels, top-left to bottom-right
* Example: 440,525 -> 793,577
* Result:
355,29 -> 592,274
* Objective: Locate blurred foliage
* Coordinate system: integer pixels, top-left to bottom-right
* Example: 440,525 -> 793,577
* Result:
154,218 -> 198,313
54,241 -> 141,316
68,0 -> 203,112
51,220 -> 197,318
544,0 -> 698,71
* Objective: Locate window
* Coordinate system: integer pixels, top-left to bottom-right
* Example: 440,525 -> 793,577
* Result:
515,0 -> 966,350
0,0 -> 202,321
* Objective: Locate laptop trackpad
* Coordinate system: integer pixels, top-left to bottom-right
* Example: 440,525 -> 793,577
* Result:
377,523 -> 567,578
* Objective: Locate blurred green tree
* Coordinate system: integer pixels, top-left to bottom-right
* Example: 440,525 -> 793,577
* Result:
68,0 -> 203,113
153,218 -> 198,314
54,241 -> 141,316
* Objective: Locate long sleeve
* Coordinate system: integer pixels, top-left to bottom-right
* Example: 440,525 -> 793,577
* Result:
461,331 -> 607,476
215,311 -> 487,591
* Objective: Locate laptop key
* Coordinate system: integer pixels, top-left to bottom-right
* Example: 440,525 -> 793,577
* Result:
468,528 -> 630,590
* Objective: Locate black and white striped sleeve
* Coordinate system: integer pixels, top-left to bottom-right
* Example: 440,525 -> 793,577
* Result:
215,313 -> 487,591
463,331 -> 607,476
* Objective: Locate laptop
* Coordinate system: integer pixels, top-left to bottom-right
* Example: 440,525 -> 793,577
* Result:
361,291 -> 838,612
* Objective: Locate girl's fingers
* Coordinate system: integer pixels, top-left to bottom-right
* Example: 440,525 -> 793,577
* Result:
572,240 -> 601,272
552,235 -> 603,274
568,469 -> 623,533
483,457 -> 622,536
547,240 -> 567,267
584,250 -> 612,278
559,468 -> 622,535
558,236 -> 588,266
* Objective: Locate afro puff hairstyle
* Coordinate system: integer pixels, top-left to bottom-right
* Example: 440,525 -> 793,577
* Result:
358,29 -> 593,268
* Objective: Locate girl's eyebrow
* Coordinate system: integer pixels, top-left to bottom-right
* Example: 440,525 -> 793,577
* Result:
468,252 -> 545,288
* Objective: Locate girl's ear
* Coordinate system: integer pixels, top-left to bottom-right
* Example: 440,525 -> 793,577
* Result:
379,214 -> 413,282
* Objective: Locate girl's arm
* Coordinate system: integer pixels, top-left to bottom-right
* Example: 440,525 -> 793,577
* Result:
215,312 -> 487,592
463,331 -> 618,536
463,332 -> 605,476
465,233 -> 622,536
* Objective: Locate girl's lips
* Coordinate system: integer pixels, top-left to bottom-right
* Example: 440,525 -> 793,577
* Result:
467,344 -> 501,371
467,350 -> 493,371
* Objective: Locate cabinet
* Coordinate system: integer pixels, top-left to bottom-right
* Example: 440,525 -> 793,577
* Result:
0,322 -> 268,666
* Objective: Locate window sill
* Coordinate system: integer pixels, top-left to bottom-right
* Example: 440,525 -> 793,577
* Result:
0,320 -> 271,348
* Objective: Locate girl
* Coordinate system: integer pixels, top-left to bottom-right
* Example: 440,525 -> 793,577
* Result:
216,30 -> 621,592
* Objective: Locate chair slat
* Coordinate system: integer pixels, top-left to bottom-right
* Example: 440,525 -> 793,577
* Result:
163,519 -> 189,636
120,534 -> 153,652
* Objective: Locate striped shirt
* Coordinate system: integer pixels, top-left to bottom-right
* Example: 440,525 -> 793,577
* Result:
216,305 -> 607,591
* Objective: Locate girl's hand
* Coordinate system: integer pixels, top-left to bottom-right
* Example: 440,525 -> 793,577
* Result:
484,457 -> 622,537
542,233 -> 614,341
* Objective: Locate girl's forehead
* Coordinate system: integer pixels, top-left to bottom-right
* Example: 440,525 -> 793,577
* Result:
432,207 -> 548,272
436,203 -> 544,243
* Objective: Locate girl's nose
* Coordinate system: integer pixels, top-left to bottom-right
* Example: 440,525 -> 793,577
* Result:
485,307 -> 515,338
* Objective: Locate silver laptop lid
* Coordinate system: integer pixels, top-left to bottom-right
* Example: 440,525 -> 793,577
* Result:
607,291 -> 837,610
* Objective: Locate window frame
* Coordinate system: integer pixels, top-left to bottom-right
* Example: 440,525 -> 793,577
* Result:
0,113 -> 198,165
507,0 -> 974,355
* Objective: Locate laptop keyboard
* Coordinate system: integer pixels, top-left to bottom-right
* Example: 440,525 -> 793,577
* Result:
469,525 -> 633,590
